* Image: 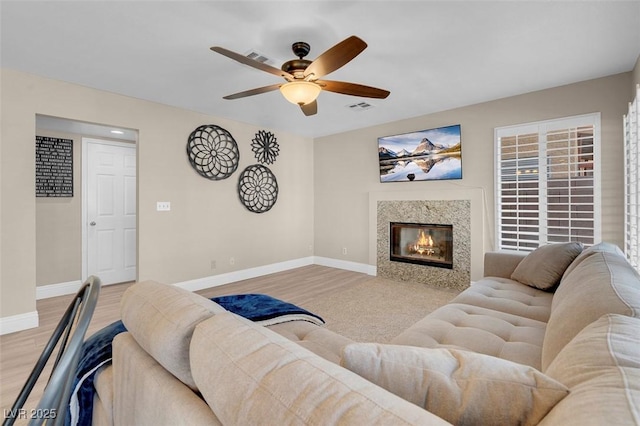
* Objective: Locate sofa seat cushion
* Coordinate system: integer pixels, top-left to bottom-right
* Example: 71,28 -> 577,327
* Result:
191,312 -> 452,425
541,245 -> 640,370
452,278 -> 553,322
120,280 -> 226,390
391,303 -> 547,369
92,365 -> 113,426
540,314 -> 640,425
268,320 -> 354,364
342,343 -> 569,426
91,392 -> 111,426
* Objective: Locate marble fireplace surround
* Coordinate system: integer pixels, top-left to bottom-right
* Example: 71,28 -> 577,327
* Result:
368,188 -> 486,288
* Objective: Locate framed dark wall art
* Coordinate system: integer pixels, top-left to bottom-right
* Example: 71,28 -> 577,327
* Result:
35,136 -> 74,197
378,124 -> 462,183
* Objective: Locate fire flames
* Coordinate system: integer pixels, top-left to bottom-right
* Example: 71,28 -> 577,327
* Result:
412,230 -> 435,255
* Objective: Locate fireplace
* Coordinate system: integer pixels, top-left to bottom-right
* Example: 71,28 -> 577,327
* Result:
389,222 -> 453,269
376,199 -> 471,290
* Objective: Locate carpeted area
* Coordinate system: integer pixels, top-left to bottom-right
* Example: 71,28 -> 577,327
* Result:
301,277 -> 461,343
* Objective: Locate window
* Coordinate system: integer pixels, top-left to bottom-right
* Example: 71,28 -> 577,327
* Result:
495,114 -> 601,251
625,85 -> 639,270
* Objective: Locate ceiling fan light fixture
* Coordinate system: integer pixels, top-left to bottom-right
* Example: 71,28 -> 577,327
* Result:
279,81 -> 321,106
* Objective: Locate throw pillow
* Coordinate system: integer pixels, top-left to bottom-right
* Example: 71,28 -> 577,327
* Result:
341,343 -> 569,426
510,242 -> 583,290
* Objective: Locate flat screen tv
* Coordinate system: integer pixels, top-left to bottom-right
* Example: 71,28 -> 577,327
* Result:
378,124 -> 462,182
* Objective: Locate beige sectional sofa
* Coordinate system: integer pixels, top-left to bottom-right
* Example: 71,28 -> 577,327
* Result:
91,242 -> 640,425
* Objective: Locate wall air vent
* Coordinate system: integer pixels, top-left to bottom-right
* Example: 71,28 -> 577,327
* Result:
346,101 -> 375,111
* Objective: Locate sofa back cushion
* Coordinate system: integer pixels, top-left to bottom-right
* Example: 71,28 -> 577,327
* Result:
541,314 -> 640,425
541,243 -> 640,371
121,280 -> 225,390
510,242 -> 583,290
190,312 -> 451,425
341,343 -> 568,426
112,333 -> 223,426
560,241 -> 624,280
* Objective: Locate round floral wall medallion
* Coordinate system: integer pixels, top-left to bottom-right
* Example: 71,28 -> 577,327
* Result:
251,130 -> 280,164
186,124 -> 240,180
238,164 -> 278,213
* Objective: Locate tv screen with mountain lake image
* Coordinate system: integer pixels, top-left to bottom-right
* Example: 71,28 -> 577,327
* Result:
378,124 -> 462,182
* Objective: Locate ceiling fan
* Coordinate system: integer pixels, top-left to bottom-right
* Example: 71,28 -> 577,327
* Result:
210,35 -> 390,116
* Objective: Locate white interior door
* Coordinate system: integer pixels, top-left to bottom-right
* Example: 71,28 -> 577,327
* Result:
85,140 -> 136,285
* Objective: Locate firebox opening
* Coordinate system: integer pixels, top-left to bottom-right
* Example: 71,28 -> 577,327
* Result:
390,222 -> 453,269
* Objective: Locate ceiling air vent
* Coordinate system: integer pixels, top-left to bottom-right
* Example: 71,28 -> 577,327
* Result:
346,101 -> 375,111
244,50 -> 272,64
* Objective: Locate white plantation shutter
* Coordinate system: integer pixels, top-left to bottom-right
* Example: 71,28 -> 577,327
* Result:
496,128 -> 541,251
625,85 -> 640,270
495,114 -> 601,252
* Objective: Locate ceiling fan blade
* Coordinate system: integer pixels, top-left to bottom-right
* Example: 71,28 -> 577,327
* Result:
300,100 -> 318,116
304,36 -> 367,79
223,83 -> 282,100
211,46 -> 293,80
317,80 -> 390,99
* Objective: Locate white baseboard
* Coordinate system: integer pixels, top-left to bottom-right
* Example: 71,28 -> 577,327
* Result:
176,257 -> 316,292
175,256 -> 375,293
36,279 -> 137,300
313,256 -> 377,276
0,310 -> 39,335
36,280 -> 83,300
33,258 -> 376,299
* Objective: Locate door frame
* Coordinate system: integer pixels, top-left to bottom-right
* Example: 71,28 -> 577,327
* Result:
81,137 -> 138,283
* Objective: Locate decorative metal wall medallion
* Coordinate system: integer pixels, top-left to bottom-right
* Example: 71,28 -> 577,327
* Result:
251,130 -> 280,164
186,124 -> 240,180
238,164 -> 278,213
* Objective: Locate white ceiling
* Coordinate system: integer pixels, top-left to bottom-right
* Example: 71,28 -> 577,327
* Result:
2,1 -> 639,139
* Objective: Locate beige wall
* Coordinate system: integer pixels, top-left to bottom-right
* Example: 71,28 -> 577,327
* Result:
1,76 -> 37,318
35,130 -> 82,286
1,68 -> 314,319
314,73 -> 631,269
633,54 -> 640,97
1,67 -> 634,321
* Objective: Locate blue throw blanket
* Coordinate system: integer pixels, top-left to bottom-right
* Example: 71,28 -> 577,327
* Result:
212,293 -> 324,325
68,293 -> 324,426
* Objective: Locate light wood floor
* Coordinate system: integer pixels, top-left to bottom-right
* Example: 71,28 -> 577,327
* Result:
0,265 -> 373,416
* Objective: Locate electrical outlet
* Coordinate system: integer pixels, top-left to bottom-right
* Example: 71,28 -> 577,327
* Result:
156,201 -> 171,211
342,247 -> 348,255
229,257 -> 235,265
210,260 -> 216,270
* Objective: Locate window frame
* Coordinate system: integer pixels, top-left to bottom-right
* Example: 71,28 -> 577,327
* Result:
494,113 -> 602,251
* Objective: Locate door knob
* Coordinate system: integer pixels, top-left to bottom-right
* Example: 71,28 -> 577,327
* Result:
90,221 -> 96,226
